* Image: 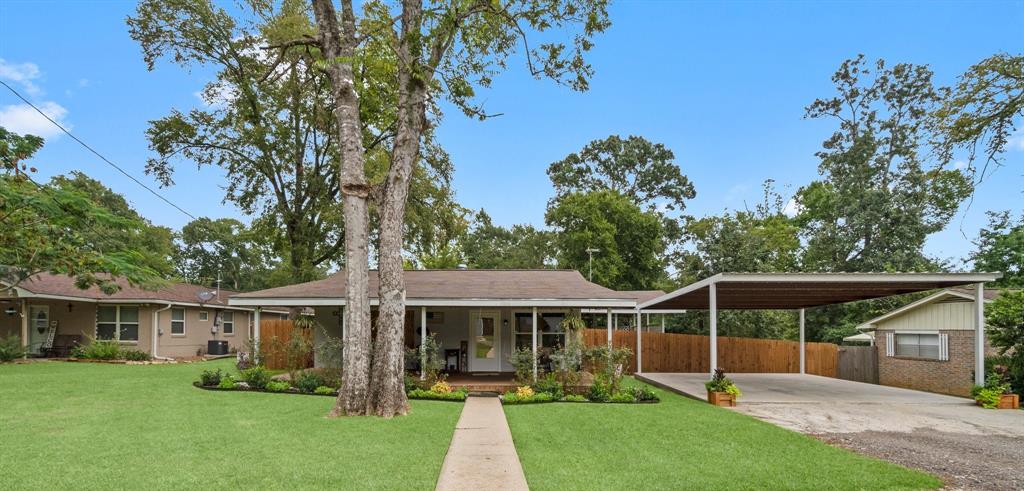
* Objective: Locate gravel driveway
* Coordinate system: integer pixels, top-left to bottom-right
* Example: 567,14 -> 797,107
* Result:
639,373 -> 1024,490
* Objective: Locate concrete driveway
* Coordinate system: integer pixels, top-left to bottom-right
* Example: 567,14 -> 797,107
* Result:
638,372 -> 1024,489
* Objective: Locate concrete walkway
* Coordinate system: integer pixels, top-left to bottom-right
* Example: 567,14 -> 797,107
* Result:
435,396 -> 529,491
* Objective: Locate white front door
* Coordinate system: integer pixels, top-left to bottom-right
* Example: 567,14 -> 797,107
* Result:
469,310 -> 500,372
27,305 -> 50,355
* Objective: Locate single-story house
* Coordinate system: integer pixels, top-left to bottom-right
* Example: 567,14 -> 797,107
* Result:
1,273 -> 285,359
855,287 -> 1002,397
228,269 -> 679,377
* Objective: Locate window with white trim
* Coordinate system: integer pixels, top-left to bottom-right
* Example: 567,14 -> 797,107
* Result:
221,311 -> 234,335
96,306 -> 140,342
894,333 -> 940,359
514,313 -> 566,350
198,311 -> 209,321
170,308 -> 186,336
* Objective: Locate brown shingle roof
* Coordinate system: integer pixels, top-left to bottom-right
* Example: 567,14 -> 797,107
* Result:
231,269 -> 635,301
11,273 -> 238,307
617,290 -> 668,303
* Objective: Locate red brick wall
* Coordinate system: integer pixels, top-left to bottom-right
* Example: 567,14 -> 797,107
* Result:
877,330 -> 992,397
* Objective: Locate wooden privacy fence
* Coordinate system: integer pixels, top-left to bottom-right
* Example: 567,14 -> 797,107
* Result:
258,319 -> 314,370
582,329 -> 838,377
837,345 -> 878,384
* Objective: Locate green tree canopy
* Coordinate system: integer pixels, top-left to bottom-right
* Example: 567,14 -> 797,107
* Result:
546,190 -> 666,290
462,210 -> 555,270
970,211 -> 1024,287
985,290 -> 1024,396
175,217 -> 282,291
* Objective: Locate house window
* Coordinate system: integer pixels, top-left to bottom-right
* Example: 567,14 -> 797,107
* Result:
514,313 -> 566,350
895,333 -> 940,359
221,311 -> 234,335
198,311 -> 209,321
170,308 -> 186,336
96,306 -> 140,342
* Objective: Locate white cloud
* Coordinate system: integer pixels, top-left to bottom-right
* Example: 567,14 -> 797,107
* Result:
0,58 -> 43,95
783,198 -> 802,218
0,101 -> 70,138
953,160 -> 968,170
1008,129 -> 1024,152
78,78 -> 90,88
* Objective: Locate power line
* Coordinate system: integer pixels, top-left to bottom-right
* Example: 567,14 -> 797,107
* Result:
0,80 -> 197,220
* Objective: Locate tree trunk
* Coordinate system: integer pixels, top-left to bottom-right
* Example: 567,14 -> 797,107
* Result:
367,0 -> 429,418
311,0 -> 373,417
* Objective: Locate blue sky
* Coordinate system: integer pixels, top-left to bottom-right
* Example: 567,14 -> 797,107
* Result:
1,0 -> 1022,267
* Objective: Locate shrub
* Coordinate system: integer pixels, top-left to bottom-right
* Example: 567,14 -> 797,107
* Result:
405,333 -> 445,383
502,391 -> 554,404
628,385 -> 659,402
986,291 -> 1024,396
515,385 -> 535,398
509,347 -> 537,384
76,340 -> 121,360
199,369 -> 223,387
562,394 -> 587,402
973,373 -> 1012,409
218,376 -> 237,390
265,380 -> 291,393
610,391 -> 636,403
705,368 -> 741,398
532,373 -> 564,399
0,335 -> 26,362
404,374 -> 420,394
583,345 -> 632,393
430,380 -> 453,394
314,386 -> 336,395
587,381 -> 611,402
241,366 -> 270,390
295,372 -> 326,394
408,388 -> 468,401
121,349 -> 151,361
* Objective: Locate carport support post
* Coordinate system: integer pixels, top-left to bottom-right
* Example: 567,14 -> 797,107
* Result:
253,307 -> 261,359
531,307 -> 538,381
799,308 -> 806,375
606,308 -> 612,349
635,310 -> 642,374
420,306 -> 427,381
709,282 -> 717,376
974,283 -> 985,386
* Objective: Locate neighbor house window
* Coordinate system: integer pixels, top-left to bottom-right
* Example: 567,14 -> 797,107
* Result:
170,308 -> 186,336
895,333 -> 940,359
514,313 -> 566,349
221,311 -> 234,335
198,311 -> 209,321
96,306 -> 139,342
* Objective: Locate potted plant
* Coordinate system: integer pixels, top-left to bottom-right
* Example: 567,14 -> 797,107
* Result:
705,368 -> 741,407
972,371 -> 1019,410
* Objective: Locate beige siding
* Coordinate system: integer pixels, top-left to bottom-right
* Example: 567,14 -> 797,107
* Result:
875,299 -> 977,332
156,306 -> 251,358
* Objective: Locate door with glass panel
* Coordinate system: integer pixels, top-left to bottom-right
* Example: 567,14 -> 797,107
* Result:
469,311 -> 500,371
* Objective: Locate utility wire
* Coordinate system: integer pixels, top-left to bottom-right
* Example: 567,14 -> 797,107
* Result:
0,80 -> 197,220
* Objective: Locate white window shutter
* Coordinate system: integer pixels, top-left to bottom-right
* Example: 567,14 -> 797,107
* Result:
939,333 -> 949,361
885,332 -> 894,357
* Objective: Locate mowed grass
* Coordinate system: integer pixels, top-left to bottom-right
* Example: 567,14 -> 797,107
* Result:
505,378 -> 942,490
0,359 -> 462,490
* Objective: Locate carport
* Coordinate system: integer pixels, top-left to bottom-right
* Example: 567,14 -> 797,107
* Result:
635,273 -> 1002,385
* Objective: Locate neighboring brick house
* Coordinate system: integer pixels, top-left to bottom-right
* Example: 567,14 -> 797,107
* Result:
0,273 -> 285,359
856,288 -> 1000,397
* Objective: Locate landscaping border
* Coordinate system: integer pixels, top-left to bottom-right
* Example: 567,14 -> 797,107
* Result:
192,382 -> 469,402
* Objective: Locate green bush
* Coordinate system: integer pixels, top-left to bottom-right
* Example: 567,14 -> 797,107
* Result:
265,380 -> 291,393
407,388 -> 468,401
532,373 -> 564,399
217,376 -> 237,390
628,385 -> 659,402
985,290 -> 1024,396
314,386 -> 336,395
502,391 -> 555,405
404,374 -> 420,394
199,369 -> 223,387
240,366 -> 270,390
0,335 -> 26,362
561,394 -> 587,402
509,347 -> 537,384
705,368 -> 742,398
75,340 -> 121,360
120,349 -> 151,361
973,373 -> 1011,409
587,381 -> 612,402
295,372 -> 326,393
610,391 -> 636,403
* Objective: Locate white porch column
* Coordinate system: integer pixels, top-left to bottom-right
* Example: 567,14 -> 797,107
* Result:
799,308 -> 806,375
974,283 -> 985,386
661,315 -> 665,333
420,306 -> 428,380
20,299 -> 29,356
531,307 -> 538,381
253,307 -> 261,356
340,306 -> 346,364
606,308 -> 612,349
635,310 -> 642,374
709,283 -> 717,376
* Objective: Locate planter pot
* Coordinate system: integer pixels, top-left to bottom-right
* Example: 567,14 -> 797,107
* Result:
998,393 -> 1019,410
707,391 -> 736,407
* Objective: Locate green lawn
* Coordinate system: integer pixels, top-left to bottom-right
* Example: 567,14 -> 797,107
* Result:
505,378 -> 942,490
0,359 -> 462,490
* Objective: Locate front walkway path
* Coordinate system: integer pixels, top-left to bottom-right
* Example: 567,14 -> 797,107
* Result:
435,396 -> 529,491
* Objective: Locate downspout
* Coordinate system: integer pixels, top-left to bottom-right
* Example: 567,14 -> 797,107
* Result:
152,303 -> 173,361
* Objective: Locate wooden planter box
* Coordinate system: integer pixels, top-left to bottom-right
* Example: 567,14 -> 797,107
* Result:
707,391 -> 736,407
998,393 -> 1019,410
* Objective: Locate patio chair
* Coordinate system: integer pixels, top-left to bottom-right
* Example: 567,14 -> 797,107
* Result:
46,334 -> 82,358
